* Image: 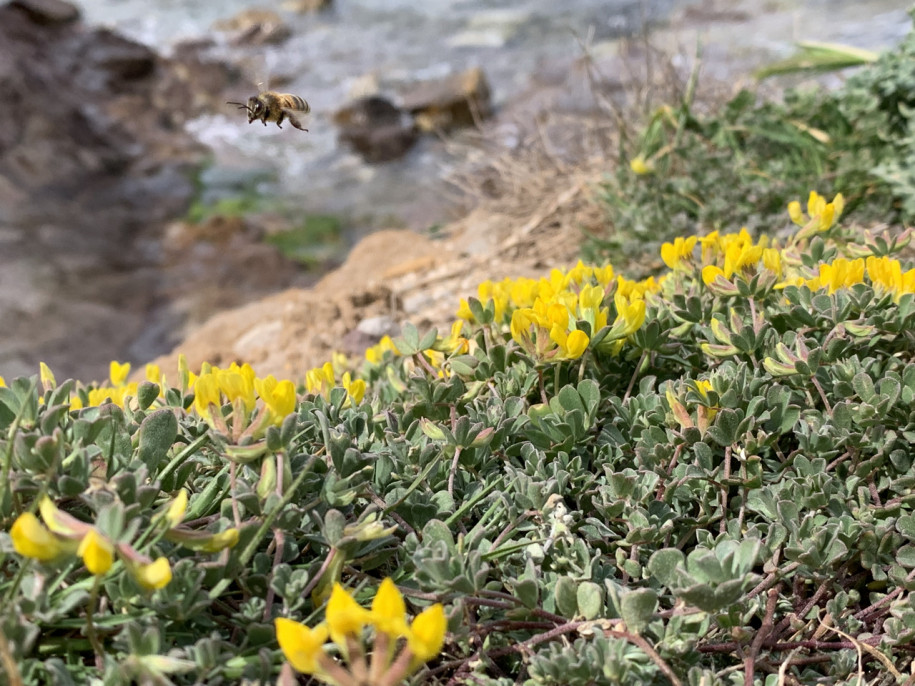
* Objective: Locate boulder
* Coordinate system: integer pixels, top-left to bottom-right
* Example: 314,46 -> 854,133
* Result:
333,95 -> 418,163
213,8 -> 292,46
400,67 -> 492,132
0,0 -> 233,380
9,0 -> 79,24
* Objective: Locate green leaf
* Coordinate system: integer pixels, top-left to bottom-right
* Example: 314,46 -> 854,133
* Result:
852,372 -> 876,403
577,581 -> 603,620
512,578 -> 540,609
577,379 -> 601,417
896,545 -> 915,568
136,409 -> 178,475
706,408 -> 740,447
620,588 -> 657,633
555,576 -> 579,618
648,549 -> 685,587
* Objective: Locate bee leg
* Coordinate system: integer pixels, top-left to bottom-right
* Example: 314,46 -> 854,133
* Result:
276,112 -> 285,129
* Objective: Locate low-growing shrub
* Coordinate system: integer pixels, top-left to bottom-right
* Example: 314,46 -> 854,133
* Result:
588,9 -> 915,268
2,193 -> 915,684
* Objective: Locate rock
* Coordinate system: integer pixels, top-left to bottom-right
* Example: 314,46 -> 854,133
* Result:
0,2 -> 233,380
145,229 -> 453,378
10,0 -> 79,25
213,8 -> 292,46
333,95 -> 418,163
160,214 -> 310,337
81,28 -> 157,81
281,0 -> 332,13
400,67 -> 492,132
356,315 -> 399,338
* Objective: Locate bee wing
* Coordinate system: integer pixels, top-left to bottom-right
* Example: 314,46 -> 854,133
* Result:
283,103 -> 310,117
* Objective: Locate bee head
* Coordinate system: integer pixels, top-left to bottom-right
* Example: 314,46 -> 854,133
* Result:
248,97 -> 264,122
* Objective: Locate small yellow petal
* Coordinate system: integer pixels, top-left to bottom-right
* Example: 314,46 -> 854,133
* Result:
326,583 -> 371,644
198,528 -> 239,553
133,557 -> 172,590
39,362 -> 56,390
109,361 -> 131,387
166,490 -> 188,527
11,512 -> 67,561
371,578 -> 408,637
275,618 -> 329,674
77,529 -> 114,575
408,604 -> 446,662
564,330 -> 590,359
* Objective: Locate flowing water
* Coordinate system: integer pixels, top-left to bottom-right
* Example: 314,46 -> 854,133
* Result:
71,0 -> 911,234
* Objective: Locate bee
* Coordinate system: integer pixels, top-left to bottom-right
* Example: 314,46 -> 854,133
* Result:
228,85 -> 310,132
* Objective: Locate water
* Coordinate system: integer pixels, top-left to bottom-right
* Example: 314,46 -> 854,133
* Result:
69,0 -> 912,235
70,0 -> 681,233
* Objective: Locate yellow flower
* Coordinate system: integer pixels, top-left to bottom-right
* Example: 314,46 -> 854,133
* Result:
77,528 -> 114,575
0,375 -> 5,387
812,257 -> 865,294
660,236 -> 697,271
255,375 -> 297,422
145,363 -> 164,386
193,373 -> 222,421
133,557 -> 172,590
11,512 -> 70,561
275,618 -> 329,674
39,496 -> 89,537
866,256 -> 915,300
305,362 -> 335,398
110,361 -> 131,387
629,155 -> 653,175
613,292 -> 646,337
407,603 -> 446,663
215,365 -> 256,413
165,490 -> 188,527
39,362 -> 56,391
371,578 -> 409,637
365,335 -> 399,364
789,191 -> 845,234
787,200 -> 804,226
341,373 -> 366,405
702,265 -> 727,286
440,320 -> 470,355
326,583 -> 372,645
550,327 -> 589,360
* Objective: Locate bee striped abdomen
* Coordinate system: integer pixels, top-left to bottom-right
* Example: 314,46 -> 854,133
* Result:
284,94 -> 310,113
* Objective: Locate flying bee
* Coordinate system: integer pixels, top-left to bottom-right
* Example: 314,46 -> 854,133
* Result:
228,85 -> 310,132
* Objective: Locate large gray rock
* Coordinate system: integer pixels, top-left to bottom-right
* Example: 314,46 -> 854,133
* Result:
0,0 -> 231,380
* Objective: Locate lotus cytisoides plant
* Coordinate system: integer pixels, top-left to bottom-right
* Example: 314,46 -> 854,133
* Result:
275,578 -> 446,686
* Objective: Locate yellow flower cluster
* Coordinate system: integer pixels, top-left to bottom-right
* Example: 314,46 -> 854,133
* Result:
276,579 -> 446,685
456,262 -> 651,362
788,190 -> 845,234
457,263 -> 616,328
306,360 -> 367,405
10,492 -> 239,589
193,361 -> 297,427
656,191 -> 915,306
780,254 -> 915,299
694,229 -> 783,288
11,497 -> 172,589
66,361 -> 151,410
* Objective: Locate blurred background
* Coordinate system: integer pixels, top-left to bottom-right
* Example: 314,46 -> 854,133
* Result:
0,0 -> 909,382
